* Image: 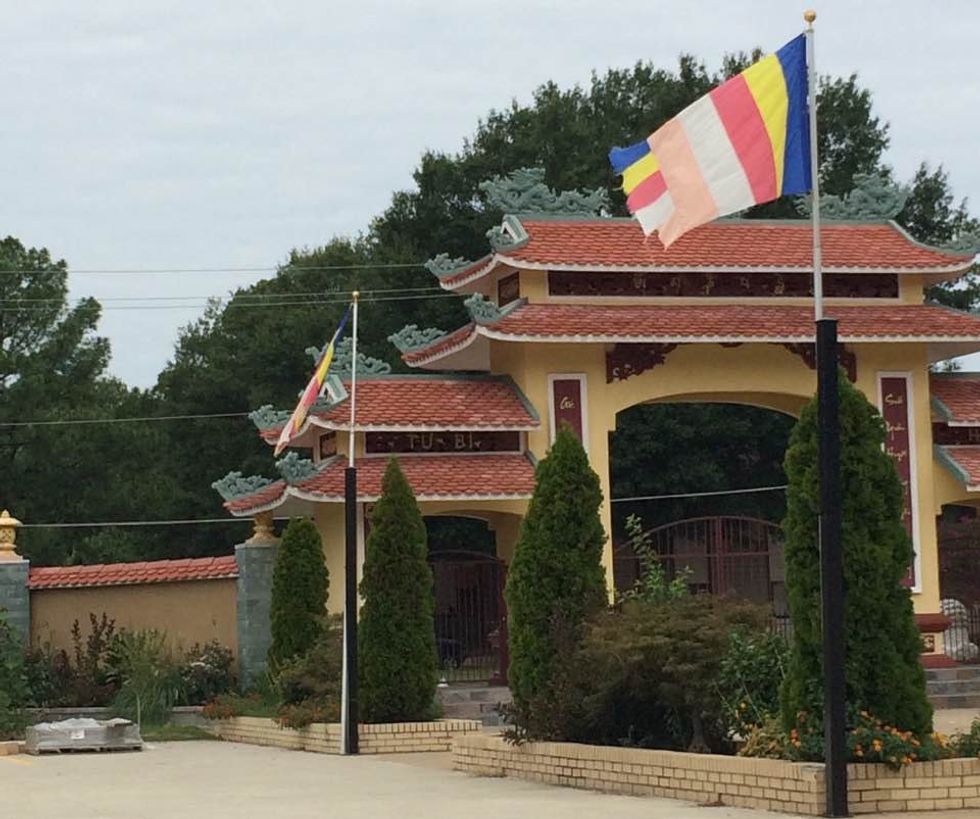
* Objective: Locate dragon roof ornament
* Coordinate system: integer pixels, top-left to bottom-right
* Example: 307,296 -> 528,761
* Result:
425,253 -> 472,279
796,172 -> 909,220
275,452 -> 319,484
479,167 -> 609,217
248,405 -> 290,430
388,324 -> 448,353
212,471 -> 274,501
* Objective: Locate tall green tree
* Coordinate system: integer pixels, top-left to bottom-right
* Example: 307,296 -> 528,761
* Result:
269,518 -> 328,666
506,427 -> 607,711
358,458 -> 437,722
780,373 -> 932,736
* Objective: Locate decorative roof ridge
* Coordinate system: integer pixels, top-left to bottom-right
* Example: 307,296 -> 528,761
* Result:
934,444 -> 971,485
930,371 -> 980,380
464,294 -> 526,326
212,471 -> 275,501
425,253 -> 493,280
276,451 -> 326,484
931,395 -> 953,423
388,324 -> 448,353
888,220 -> 978,262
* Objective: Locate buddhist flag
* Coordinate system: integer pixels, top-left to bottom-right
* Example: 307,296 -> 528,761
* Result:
274,306 -> 352,456
610,34 -> 811,246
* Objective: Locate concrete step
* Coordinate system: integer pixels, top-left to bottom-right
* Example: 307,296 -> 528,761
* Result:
925,665 -> 980,682
928,679 -> 980,696
929,693 -> 980,710
437,684 -> 513,725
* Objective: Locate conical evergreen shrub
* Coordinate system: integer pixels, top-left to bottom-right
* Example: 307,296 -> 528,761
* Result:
780,372 -> 931,735
268,518 -> 328,667
358,458 -> 437,722
506,426 -> 607,711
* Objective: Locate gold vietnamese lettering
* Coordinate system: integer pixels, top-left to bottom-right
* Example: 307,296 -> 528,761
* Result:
559,396 -> 576,410
884,393 -> 905,406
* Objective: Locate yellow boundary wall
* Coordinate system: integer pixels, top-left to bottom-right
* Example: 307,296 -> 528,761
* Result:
207,715 -> 481,754
453,734 -> 980,815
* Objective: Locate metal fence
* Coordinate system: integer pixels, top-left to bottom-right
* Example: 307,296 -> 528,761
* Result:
429,551 -> 507,684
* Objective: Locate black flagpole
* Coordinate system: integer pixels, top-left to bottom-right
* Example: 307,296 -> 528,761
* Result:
342,291 -> 360,755
806,11 -> 847,816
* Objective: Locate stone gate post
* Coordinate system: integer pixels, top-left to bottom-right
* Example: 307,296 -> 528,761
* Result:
235,511 -> 279,688
0,510 -> 29,643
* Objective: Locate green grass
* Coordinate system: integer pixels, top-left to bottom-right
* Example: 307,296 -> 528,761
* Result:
141,723 -> 217,742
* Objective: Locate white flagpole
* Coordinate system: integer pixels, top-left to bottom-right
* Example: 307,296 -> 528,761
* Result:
805,11 -> 823,320
348,291 -> 359,465
341,291 -> 360,755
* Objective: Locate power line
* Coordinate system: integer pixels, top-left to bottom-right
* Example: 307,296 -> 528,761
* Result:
0,291 -> 461,313
0,261 -> 429,276
611,484 -> 787,502
0,411 -> 252,428
0,284 -> 444,305
20,518 -> 254,529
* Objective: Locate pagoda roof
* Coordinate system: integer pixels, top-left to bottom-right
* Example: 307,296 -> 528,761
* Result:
438,217 -> 975,291
931,374 -> 980,425
257,374 -> 539,447
936,445 -> 980,492
28,556 -> 238,590
404,302 -> 980,368
224,453 -> 537,516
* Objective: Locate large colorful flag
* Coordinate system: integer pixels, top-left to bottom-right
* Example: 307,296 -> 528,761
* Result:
274,306 -> 352,456
610,34 -> 811,247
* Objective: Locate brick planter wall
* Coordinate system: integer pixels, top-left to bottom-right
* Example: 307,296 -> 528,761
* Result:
207,716 -> 481,754
453,734 -> 980,815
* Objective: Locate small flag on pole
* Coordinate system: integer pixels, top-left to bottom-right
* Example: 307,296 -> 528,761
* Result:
610,34 -> 811,247
274,306 -> 352,456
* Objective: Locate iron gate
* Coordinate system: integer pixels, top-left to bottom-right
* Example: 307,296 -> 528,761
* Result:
613,516 -> 786,611
428,550 -> 507,683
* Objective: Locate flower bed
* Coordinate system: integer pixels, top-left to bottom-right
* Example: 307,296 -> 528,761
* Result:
207,715 -> 480,755
453,734 -> 980,815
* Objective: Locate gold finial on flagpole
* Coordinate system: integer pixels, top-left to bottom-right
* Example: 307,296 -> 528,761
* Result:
804,9 -> 817,25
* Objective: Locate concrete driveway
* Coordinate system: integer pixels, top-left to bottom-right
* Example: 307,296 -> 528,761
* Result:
0,741 -> 976,819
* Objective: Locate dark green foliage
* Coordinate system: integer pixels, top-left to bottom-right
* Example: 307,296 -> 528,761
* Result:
506,427 -> 607,712
276,619 -> 343,727
610,404 -> 794,537
716,630 -> 790,737
179,641 -> 236,705
358,459 -> 437,722
508,597 -> 768,753
0,613 -> 29,739
269,518 -> 328,666
780,373 -> 932,736
106,629 -> 184,725
23,614 -> 119,707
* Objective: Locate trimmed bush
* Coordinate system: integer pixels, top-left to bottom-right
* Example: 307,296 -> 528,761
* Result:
358,458 -> 437,722
0,614 -> 29,739
780,372 -> 932,736
269,518 -> 328,667
506,426 -> 607,713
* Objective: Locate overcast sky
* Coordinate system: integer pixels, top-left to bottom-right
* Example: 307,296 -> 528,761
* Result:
3,1 -> 978,388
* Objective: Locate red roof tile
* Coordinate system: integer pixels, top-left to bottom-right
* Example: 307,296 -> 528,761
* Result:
442,219 -> 974,287
225,453 -> 537,515
938,446 -> 980,489
259,374 -> 536,441
226,480 -> 286,513
28,555 -> 238,590
931,375 -> 980,424
480,302 -> 980,342
402,325 -> 478,366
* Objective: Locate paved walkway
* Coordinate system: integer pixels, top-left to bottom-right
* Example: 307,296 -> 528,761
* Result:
0,741 -> 976,819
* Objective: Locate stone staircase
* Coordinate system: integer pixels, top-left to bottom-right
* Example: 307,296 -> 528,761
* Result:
927,665 -> 980,710
436,684 -> 512,726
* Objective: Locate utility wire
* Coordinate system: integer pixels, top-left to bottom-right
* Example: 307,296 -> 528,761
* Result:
610,484 -> 787,503
18,486 -> 790,528
20,518 -> 253,529
0,284 -> 444,305
0,412 -> 252,428
0,291 -> 460,313
0,261 -> 429,276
